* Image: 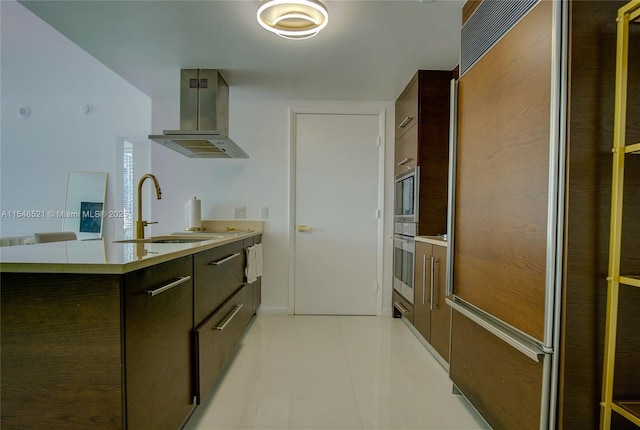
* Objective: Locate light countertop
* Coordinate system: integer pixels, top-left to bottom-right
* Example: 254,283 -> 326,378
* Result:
416,235 -> 447,247
0,221 -> 262,275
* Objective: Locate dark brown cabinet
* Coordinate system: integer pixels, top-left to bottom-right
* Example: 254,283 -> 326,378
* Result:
193,234 -> 262,403
394,70 -> 452,236
194,284 -> 252,402
1,235 -> 263,430
194,241 -> 245,327
123,256 -> 194,430
0,257 -> 195,430
1,272 -> 124,430
413,241 -> 450,363
395,75 -> 418,141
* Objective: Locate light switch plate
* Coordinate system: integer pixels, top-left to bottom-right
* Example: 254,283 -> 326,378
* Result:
260,206 -> 269,218
234,206 -> 246,218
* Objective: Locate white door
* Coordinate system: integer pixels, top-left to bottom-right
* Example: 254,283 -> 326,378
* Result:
294,113 -> 381,315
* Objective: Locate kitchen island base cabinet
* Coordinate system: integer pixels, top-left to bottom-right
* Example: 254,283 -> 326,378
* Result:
123,256 -> 194,430
0,233 -> 262,430
1,273 -> 123,430
1,266 -> 196,430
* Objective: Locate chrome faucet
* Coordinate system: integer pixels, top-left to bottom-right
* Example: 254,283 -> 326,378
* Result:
135,174 -> 162,239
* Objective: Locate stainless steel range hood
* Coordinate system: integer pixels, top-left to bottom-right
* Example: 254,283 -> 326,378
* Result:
149,69 -> 248,158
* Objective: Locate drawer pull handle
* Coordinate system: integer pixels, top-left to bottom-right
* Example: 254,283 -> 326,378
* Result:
209,252 -> 241,266
146,276 -> 191,297
422,255 -> 427,305
430,257 -> 436,311
215,304 -> 243,331
397,157 -> 412,166
394,301 -> 409,314
398,117 -> 413,128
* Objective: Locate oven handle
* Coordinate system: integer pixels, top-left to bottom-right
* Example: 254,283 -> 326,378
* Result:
393,236 -> 413,243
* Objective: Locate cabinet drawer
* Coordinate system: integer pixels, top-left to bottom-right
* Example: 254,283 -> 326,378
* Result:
395,124 -> 418,176
395,76 -> 419,139
393,290 -> 414,324
194,285 -> 251,402
194,241 -> 245,326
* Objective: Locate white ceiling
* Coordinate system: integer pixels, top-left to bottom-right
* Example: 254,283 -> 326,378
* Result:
18,0 -> 463,102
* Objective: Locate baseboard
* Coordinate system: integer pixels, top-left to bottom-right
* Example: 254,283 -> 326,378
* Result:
256,306 -> 289,316
380,306 -> 393,317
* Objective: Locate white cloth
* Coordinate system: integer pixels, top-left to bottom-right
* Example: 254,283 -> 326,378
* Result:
245,243 -> 263,283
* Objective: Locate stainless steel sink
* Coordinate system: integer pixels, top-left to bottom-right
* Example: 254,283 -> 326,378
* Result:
114,235 -> 215,244
113,231 -> 249,244
150,238 -> 207,243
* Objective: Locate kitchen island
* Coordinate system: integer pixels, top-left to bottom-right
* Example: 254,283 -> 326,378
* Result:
0,223 -> 262,430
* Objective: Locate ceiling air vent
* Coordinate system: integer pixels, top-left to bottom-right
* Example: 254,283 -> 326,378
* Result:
460,0 -> 539,76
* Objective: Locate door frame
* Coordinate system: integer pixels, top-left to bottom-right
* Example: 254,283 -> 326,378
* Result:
288,106 -> 387,316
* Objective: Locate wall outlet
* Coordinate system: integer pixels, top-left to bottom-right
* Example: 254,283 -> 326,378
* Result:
260,206 -> 269,219
234,206 -> 246,219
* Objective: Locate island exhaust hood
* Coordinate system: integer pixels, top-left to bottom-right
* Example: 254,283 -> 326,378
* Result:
149,69 -> 249,158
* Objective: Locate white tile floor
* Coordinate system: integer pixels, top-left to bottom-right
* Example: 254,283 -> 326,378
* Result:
183,315 -> 490,430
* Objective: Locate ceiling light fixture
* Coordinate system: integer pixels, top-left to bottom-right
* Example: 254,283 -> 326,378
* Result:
257,0 -> 328,40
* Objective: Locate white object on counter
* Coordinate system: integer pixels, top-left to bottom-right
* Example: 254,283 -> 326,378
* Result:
185,197 -> 202,231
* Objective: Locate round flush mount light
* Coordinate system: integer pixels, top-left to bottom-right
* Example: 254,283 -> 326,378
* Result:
257,0 -> 328,40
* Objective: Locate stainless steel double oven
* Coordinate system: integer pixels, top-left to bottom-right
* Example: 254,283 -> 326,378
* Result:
393,166 -> 419,303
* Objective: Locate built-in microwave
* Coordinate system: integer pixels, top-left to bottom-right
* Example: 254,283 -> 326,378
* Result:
394,166 -> 419,238
394,166 -> 419,224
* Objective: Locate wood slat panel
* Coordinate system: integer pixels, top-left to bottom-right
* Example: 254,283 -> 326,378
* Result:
454,1 -> 553,341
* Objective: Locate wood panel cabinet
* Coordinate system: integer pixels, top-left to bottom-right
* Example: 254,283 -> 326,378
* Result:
1,273 -> 123,429
123,256 -> 194,430
194,241 -> 245,327
450,310 -> 544,430
193,235 -> 262,403
394,124 -> 418,174
394,70 -> 452,236
395,77 -> 418,141
194,284 -> 252,402
413,242 -> 450,363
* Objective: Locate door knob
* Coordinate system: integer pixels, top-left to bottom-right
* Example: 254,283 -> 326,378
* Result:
297,225 -> 313,232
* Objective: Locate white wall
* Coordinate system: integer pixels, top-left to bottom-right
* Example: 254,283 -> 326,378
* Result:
0,1 -> 395,315
0,1 -> 151,242
150,97 -> 396,315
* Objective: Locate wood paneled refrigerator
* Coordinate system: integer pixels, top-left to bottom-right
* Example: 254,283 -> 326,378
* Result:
447,1 -> 640,429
